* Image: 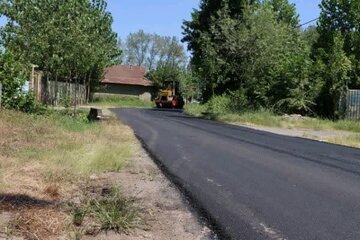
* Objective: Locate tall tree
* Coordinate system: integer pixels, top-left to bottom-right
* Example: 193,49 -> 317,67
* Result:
125,30 -> 151,67
182,0 -> 313,113
265,0 -> 299,27
313,0 -> 360,117
123,31 -> 186,71
0,0 -> 120,104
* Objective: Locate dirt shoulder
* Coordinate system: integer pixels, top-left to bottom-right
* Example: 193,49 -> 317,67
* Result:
232,122 -> 360,148
83,145 -> 212,240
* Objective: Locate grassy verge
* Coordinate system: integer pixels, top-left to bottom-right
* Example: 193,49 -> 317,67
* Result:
90,95 -> 154,108
185,104 -> 360,132
0,109 -> 138,239
328,134 -> 360,149
184,103 -> 360,148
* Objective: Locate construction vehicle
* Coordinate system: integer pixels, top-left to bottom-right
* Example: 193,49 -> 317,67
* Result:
155,81 -> 184,109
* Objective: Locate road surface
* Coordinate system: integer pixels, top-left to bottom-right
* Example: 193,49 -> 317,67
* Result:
113,108 -> 360,240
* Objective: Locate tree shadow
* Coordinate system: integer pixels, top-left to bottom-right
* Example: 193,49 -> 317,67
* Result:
0,194 -> 53,210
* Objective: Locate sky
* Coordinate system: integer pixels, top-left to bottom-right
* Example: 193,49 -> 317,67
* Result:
0,0 -> 322,43
108,0 -> 322,41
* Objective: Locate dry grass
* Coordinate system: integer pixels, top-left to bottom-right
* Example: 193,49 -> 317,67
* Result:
9,207 -> 71,240
0,109 -> 137,239
328,134 -> 360,149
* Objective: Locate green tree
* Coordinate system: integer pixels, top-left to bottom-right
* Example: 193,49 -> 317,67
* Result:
313,0 -> 360,117
0,0 -> 120,105
123,31 -> 186,72
314,33 -> 352,118
125,30 -> 151,66
183,0 -> 314,113
265,0 -> 299,27
0,50 -> 30,111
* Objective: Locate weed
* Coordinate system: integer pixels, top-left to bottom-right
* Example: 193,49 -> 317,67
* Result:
72,207 -> 86,226
71,187 -> 139,233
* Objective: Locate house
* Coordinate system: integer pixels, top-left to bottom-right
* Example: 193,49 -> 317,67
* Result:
96,64 -> 154,101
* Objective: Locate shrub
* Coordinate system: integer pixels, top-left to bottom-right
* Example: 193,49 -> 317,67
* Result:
228,89 -> 248,112
205,94 -> 232,114
3,92 -> 47,114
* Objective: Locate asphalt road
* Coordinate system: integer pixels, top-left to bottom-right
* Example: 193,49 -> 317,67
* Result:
113,108 -> 360,240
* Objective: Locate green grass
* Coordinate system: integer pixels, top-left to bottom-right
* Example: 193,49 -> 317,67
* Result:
91,95 -> 155,108
183,103 -> 207,117
71,187 -> 139,232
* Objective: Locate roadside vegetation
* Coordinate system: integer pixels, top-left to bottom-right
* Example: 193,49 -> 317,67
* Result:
182,0 -> 360,120
185,103 -> 360,148
181,0 -> 360,147
185,103 -> 360,132
0,109 -> 139,239
91,95 -> 154,108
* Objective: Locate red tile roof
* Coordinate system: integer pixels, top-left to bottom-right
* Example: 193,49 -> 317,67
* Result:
102,65 -> 153,87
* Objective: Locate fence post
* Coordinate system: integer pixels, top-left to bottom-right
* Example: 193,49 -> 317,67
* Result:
0,83 -> 2,109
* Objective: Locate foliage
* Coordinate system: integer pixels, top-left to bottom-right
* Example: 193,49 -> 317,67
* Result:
122,30 -> 188,90
182,0 -> 360,118
178,69 -> 202,101
0,50 -> 45,113
123,30 -> 187,71
183,0 -> 314,114
124,30 -> 151,67
0,51 -> 27,107
0,0 -> 121,106
206,95 -> 233,115
312,0 -> 360,118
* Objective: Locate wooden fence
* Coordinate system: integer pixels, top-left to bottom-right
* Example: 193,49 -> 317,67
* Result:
31,71 -> 87,106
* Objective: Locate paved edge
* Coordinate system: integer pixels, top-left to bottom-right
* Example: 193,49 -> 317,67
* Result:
129,128 -> 226,240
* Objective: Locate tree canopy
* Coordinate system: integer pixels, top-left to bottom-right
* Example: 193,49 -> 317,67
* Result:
121,30 -> 188,87
0,0 -> 120,91
182,0 -> 360,118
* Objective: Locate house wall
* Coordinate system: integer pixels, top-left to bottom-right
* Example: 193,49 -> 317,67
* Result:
96,83 -> 154,101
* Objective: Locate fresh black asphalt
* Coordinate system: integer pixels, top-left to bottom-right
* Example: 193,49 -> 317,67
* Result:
113,108 -> 360,240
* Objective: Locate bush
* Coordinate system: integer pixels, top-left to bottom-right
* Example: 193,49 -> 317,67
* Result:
3,92 -> 47,114
205,89 -> 248,115
205,95 -> 232,114
228,89 -> 248,112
